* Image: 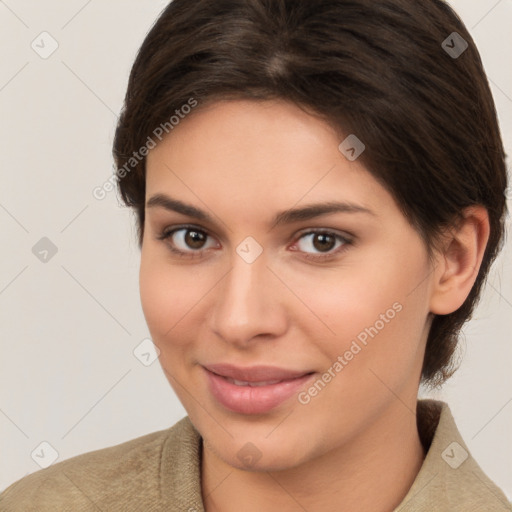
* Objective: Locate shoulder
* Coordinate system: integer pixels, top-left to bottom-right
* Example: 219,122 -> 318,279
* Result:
0,417 -> 196,512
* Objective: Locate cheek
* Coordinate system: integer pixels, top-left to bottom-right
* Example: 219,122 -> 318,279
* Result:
139,255 -> 200,400
139,257 -> 166,337
292,270 -> 429,434
277,262 -> 405,343
139,253 -> 193,345
289,250 -> 430,373
139,251 -> 225,363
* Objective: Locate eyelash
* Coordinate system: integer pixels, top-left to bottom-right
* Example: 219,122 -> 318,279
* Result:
156,224 -> 354,262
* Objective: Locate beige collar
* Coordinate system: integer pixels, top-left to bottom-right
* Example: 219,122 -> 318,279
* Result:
161,399 -> 511,511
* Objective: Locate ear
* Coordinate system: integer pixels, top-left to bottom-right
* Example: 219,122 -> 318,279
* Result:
429,206 -> 490,315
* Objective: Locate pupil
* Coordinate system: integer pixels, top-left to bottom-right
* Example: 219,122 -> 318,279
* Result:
314,233 -> 334,252
186,230 -> 205,249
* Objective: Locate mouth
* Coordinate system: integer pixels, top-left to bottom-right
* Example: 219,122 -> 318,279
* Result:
203,364 -> 316,414
221,377 -> 292,387
203,362 -> 314,382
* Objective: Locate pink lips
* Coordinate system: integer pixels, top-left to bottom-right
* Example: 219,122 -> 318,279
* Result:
203,363 -> 315,415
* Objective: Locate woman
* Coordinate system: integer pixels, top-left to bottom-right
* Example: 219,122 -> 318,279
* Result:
1,0 -> 510,510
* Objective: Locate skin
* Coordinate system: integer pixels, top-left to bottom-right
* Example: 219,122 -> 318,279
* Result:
140,99 -> 489,512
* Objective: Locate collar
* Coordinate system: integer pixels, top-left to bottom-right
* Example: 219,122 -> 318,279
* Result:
160,399 -> 511,511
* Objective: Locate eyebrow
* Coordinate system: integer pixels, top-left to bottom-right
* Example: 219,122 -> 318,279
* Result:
146,193 -> 375,229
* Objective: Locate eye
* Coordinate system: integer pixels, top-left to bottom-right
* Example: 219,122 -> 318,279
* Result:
156,225 -> 353,261
156,225 -> 218,259
292,230 -> 352,261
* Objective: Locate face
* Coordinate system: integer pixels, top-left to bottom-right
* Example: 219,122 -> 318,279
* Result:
140,99 -> 435,471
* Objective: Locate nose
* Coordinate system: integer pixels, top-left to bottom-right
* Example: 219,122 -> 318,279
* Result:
210,245 -> 287,347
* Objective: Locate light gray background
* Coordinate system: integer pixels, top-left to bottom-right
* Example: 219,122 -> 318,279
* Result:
1,0 -> 511,499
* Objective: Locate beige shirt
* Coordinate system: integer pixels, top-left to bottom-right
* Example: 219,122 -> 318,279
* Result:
1,399 -> 510,511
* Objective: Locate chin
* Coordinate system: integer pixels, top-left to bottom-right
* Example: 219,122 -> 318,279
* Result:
206,432 -> 313,473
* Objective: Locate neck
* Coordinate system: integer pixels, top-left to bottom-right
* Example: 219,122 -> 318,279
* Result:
201,400 -> 426,512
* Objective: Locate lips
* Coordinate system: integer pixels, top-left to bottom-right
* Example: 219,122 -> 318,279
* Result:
203,363 -> 315,414
224,377 -> 283,387
204,363 -> 311,383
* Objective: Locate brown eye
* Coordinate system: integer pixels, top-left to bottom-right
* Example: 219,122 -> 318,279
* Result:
158,226 -> 216,256
295,230 -> 349,258
183,229 -> 207,249
158,226 -> 352,262
311,233 -> 336,252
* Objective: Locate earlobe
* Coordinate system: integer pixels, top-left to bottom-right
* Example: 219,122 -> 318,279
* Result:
429,206 -> 490,315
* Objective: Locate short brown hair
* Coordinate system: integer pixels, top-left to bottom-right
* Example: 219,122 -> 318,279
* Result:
112,0 -> 508,387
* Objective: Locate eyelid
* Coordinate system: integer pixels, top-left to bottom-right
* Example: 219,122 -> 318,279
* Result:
158,223 -> 354,242
293,226 -> 354,242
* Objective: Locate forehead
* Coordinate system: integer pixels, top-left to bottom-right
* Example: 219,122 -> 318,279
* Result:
144,99 -> 396,224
